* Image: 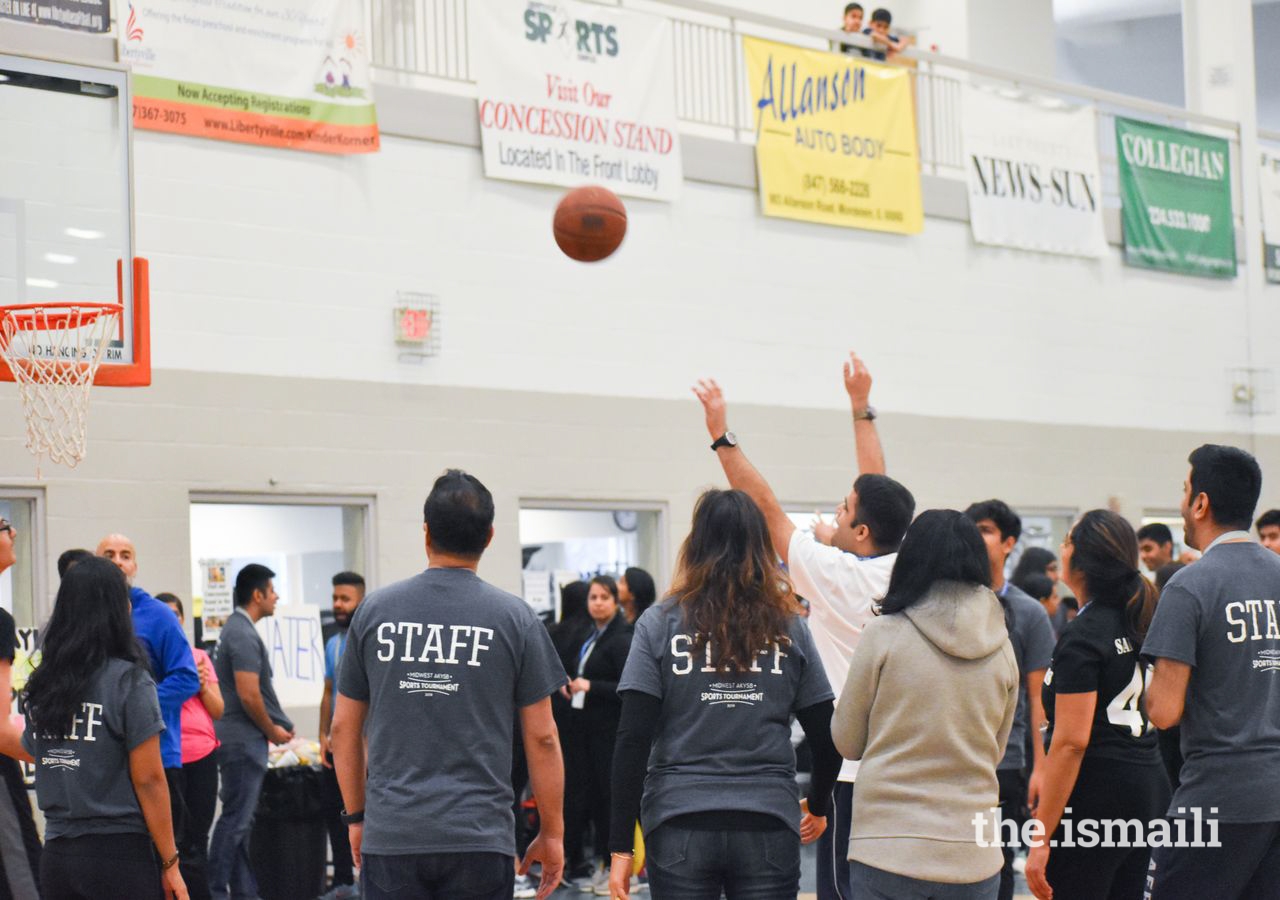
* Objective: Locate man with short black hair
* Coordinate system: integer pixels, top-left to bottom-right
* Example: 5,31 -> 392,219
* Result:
693,354 -> 912,900
332,470 -> 567,900
838,3 -> 867,55
209,563 -> 295,900
864,7 -> 911,61
1257,509 -> 1280,554
963,500 -> 1055,900
318,571 -> 366,900
56,547 -> 92,579
1144,445 -> 1280,899
1137,523 -> 1176,573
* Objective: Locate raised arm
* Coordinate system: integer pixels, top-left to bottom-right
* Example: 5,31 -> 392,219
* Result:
692,379 -> 796,564
843,352 -> 885,476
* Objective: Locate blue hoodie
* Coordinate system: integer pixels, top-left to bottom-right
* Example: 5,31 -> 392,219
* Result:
130,586 -> 200,769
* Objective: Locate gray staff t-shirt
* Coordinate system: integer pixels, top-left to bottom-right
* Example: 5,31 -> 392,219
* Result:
338,568 -> 567,856
999,584 -> 1056,771
618,601 -> 834,836
23,659 -> 164,840
214,608 -> 294,748
1142,541 -> 1280,823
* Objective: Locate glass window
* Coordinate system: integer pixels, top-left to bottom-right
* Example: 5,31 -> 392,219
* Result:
0,492 -> 42,629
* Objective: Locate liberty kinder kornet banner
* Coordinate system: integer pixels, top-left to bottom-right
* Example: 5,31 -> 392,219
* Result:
1261,152 -> 1280,284
119,0 -> 379,154
470,0 -> 682,201
1116,117 -> 1235,278
963,90 -> 1107,258
743,36 -> 922,234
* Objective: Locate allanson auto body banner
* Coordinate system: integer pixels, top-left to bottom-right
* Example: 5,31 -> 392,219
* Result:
963,90 -> 1107,258
1116,117 -> 1234,278
743,36 -> 922,234
119,0 -> 379,154
469,0 -> 681,201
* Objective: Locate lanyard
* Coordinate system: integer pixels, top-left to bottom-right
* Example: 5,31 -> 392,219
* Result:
577,628 -> 602,675
1204,530 -> 1254,554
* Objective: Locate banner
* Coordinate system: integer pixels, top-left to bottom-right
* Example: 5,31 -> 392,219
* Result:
256,604 -> 325,709
0,0 -> 108,32
470,0 -> 681,201
119,0 -> 379,154
963,90 -> 1107,258
1116,117 -> 1235,278
1262,151 -> 1280,284
743,36 -> 922,234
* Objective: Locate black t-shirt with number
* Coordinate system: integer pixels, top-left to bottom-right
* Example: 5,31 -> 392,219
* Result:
1042,602 -> 1162,764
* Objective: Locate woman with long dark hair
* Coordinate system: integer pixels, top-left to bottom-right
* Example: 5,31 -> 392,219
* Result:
0,557 -> 187,899
1025,510 -> 1170,900
833,509 -> 1018,898
617,568 -> 656,624
607,489 -> 841,899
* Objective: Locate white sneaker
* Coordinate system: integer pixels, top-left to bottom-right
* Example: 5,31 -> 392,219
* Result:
1013,854 -> 1027,874
591,864 -> 612,896
513,873 -> 538,899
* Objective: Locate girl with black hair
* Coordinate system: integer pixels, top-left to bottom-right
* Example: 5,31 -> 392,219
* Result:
618,568 -> 656,624
0,557 -> 187,900
833,509 -> 1018,898
1025,510 -> 1170,900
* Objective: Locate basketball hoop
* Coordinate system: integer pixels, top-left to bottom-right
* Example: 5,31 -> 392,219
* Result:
0,303 -> 123,474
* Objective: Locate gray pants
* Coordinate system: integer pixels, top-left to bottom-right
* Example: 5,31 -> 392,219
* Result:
849,860 -> 999,900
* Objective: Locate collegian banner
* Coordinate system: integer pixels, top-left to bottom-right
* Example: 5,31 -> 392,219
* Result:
1115,117 -> 1235,278
119,0 -> 379,154
743,36 -> 922,234
963,89 -> 1107,258
470,0 -> 682,201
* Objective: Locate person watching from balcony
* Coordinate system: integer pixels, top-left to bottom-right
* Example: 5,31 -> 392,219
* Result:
839,3 -> 870,56
864,8 -> 913,62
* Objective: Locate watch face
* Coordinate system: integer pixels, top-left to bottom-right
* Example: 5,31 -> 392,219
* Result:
613,510 -> 639,532
724,431 -> 738,445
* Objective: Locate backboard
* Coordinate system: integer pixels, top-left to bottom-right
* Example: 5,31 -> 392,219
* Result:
0,52 -> 149,386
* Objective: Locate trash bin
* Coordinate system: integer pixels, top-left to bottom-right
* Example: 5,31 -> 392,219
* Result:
249,765 -> 328,900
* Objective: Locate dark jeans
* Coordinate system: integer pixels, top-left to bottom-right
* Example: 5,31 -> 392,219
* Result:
817,782 -> 854,900
42,832 -> 162,900
996,767 -> 1028,900
362,851 -> 514,900
321,755 -> 354,886
207,741 -> 267,900
1149,822 -> 1280,900
177,752 -> 218,900
644,823 -> 800,900
0,754 -> 40,899
849,860 -> 999,899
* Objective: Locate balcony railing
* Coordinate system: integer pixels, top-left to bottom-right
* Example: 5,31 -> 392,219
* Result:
366,0 -> 1246,220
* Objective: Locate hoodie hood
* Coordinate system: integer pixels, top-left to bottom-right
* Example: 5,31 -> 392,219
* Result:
902,581 -> 1008,660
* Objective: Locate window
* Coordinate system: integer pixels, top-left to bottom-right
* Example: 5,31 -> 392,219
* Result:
1008,508 -> 1077,579
0,491 -> 43,628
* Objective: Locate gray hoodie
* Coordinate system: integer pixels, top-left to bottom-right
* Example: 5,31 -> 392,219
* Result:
833,581 -> 1019,884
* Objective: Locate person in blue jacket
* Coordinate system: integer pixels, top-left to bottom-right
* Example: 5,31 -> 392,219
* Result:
98,533 -> 201,880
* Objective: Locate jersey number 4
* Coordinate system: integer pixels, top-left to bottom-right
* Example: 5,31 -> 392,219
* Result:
1105,663 -> 1152,738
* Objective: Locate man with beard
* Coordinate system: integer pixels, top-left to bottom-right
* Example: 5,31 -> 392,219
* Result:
318,571 -> 366,900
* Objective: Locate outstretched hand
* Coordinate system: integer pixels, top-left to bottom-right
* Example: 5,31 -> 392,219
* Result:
520,832 -> 564,900
843,352 -> 872,409
692,379 -> 728,442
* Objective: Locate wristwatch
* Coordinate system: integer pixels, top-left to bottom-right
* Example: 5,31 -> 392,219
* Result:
853,406 -> 877,422
340,808 -> 365,826
710,432 -> 738,451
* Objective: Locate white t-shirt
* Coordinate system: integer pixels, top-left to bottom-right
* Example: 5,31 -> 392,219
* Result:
788,529 -> 896,782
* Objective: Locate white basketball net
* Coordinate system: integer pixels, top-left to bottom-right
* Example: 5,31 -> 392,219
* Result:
0,304 -> 122,473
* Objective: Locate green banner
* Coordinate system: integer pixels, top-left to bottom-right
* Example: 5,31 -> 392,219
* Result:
1116,117 -> 1236,279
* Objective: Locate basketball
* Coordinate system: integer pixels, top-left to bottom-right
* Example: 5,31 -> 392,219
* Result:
553,186 -> 627,262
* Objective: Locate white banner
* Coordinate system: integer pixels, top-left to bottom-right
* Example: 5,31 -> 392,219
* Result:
963,89 -> 1107,258
1262,151 -> 1280,282
469,0 -> 682,200
255,604 -> 325,709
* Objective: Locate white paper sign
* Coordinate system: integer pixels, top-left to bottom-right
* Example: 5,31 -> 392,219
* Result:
255,604 -> 326,709
199,558 -> 234,640
963,89 -> 1108,258
470,0 -> 682,200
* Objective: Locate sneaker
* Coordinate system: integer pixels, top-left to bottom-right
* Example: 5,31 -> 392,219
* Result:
563,862 -> 595,890
590,864 -> 611,895
318,884 -> 359,900
631,873 -> 648,893
513,873 -> 538,899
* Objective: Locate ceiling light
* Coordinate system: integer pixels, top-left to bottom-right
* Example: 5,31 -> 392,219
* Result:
26,278 -> 58,289
44,252 -> 76,265
64,228 -> 103,240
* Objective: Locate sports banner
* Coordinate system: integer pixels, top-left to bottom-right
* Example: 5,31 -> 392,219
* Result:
119,0 -> 379,154
1115,117 -> 1235,278
963,90 -> 1106,258
0,0 -> 108,32
470,0 -> 681,201
743,36 -> 922,234
1261,151 -> 1280,284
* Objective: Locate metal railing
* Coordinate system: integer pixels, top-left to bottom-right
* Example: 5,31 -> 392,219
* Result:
367,0 -> 1247,214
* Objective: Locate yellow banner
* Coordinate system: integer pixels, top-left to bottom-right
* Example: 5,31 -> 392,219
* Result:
744,37 -> 923,234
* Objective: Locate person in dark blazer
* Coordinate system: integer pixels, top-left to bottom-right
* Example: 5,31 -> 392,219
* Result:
561,576 -> 633,892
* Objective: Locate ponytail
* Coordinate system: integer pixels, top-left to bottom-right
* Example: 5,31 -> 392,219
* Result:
1124,571 -> 1159,652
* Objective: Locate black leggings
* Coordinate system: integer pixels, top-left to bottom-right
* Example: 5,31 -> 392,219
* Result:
42,832 -> 162,900
177,752 -> 218,900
